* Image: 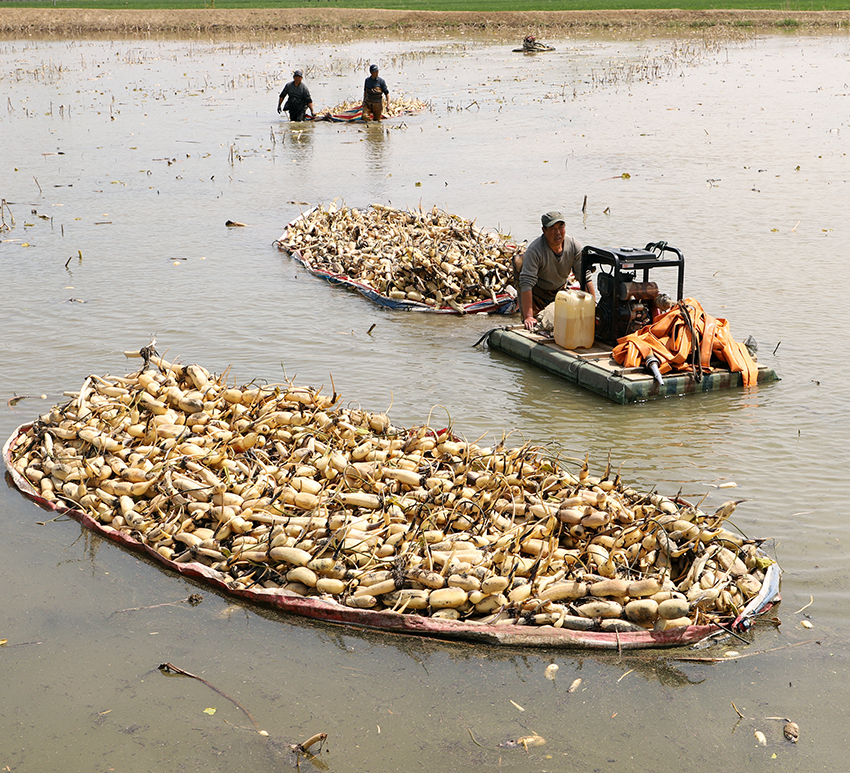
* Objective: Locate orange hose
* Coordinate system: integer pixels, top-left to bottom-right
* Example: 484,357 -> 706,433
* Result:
612,298 -> 758,386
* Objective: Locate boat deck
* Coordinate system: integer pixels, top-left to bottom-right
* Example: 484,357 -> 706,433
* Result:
487,327 -> 779,404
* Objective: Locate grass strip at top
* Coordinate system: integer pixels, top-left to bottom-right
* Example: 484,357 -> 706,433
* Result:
5,0 -> 850,12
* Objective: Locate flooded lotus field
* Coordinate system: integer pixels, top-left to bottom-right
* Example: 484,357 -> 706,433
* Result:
1,28 -> 849,773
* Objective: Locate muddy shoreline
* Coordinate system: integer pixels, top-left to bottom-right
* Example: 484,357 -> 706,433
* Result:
2,7 -> 849,35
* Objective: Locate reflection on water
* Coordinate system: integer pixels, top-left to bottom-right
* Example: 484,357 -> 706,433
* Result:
281,119 -> 315,166
363,121 -> 391,172
1,30 -> 850,773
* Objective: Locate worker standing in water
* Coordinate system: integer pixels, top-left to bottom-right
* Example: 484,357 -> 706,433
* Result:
277,70 -> 315,122
362,64 -> 389,121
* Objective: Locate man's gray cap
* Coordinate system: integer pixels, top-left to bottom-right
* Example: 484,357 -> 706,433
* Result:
541,211 -> 566,228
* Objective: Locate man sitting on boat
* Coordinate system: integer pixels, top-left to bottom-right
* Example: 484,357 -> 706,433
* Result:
521,35 -> 555,52
515,211 -> 595,331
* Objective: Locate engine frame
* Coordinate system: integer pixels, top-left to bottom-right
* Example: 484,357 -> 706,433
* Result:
579,242 -> 685,345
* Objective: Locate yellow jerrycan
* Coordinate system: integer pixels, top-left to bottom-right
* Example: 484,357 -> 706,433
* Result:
553,289 -> 595,349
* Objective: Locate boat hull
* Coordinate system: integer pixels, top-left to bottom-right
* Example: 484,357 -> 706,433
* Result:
487,327 -> 779,404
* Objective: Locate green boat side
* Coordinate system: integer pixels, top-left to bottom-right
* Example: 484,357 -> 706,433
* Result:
487,327 -> 780,404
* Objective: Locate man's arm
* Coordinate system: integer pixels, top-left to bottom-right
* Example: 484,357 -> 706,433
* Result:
571,241 -> 596,299
517,242 -> 539,329
520,289 -> 536,330
302,87 -> 315,117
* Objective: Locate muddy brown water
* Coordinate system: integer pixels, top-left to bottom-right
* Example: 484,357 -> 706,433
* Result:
1,29 -> 849,772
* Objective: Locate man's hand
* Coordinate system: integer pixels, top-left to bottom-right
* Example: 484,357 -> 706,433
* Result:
523,316 -> 536,331
277,106 -> 281,114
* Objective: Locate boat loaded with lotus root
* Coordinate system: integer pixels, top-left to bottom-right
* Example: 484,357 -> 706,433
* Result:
4,345 -> 781,650
311,94 -> 428,123
484,241 -> 779,403
275,202 -> 521,314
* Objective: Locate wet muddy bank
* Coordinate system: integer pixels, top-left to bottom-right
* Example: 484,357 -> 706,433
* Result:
2,7 -> 850,36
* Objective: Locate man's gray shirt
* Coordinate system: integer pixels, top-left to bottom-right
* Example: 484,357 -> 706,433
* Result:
518,233 -> 585,294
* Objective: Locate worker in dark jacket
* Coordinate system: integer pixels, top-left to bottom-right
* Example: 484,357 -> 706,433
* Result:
362,64 -> 389,121
277,70 -> 314,122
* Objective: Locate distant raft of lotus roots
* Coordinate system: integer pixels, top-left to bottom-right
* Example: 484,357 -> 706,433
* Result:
278,202 -> 523,312
317,94 -> 429,119
8,352 -> 776,633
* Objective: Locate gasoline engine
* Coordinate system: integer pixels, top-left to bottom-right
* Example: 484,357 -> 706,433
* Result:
579,242 -> 685,346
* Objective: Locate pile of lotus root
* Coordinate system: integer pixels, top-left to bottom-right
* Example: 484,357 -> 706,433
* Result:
277,203 -> 523,312
6,350 -> 775,633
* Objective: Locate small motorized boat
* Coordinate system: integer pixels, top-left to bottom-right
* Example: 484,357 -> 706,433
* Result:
484,242 -> 779,403
513,35 -> 556,53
